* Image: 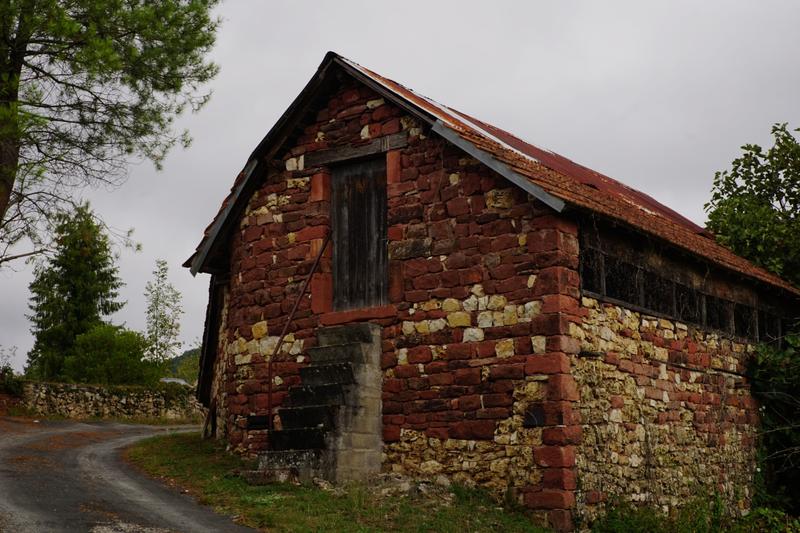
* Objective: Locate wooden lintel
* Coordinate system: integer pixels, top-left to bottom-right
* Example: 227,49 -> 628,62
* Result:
305,132 -> 408,167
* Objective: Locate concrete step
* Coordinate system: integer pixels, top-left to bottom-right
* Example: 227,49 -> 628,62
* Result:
286,383 -> 345,407
317,323 -> 376,346
307,342 -> 366,365
269,427 -> 326,450
299,362 -> 354,387
278,404 -> 336,430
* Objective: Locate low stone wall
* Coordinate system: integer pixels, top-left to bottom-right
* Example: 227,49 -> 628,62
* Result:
21,381 -> 205,422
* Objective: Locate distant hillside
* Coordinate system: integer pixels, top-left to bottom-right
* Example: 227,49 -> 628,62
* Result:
170,347 -> 200,384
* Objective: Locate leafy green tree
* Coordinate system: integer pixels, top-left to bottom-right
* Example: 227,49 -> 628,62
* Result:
0,0 -> 219,266
144,259 -> 183,363
705,123 -> 800,287
62,324 -> 161,385
25,204 -> 123,379
171,347 -> 200,385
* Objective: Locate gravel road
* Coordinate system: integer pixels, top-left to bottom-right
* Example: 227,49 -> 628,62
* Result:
0,417 -> 255,533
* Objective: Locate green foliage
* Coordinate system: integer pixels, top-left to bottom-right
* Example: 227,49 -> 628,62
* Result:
144,259 -> 184,363
128,432 -> 546,533
0,0 -> 219,265
0,346 -> 23,396
25,204 -> 123,380
170,347 -> 200,385
705,123 -> 800,287
591,498 -> 799,533
62,324 -> 162,386
748,332 -> 800,514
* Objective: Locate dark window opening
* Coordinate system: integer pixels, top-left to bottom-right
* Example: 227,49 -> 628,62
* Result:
734,304 -> 756,339
605,256 -> 640,304
580,247 -> 604,293
676,283 -> 701,324
579,225 -> 787,342
643,270 -> 675,316
705,295 -> 732,333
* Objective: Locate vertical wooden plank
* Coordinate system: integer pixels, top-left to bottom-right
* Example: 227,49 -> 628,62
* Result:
331,158 -> 387,311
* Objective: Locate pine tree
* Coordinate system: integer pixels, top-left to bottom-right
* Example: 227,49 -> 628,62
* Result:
144,259 -> 183,363
25,204 -> 123,379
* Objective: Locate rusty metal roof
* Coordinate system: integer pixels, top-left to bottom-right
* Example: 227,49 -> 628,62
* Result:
185,52 -> 799,296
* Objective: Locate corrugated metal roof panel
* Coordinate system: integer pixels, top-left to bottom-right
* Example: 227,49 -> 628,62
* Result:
185,52 -> 799,296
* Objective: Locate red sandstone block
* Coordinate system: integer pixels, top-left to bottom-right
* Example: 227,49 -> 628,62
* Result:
541,294 -> 580,314
446,343 -> 475,360
482,393 -> 513,407
585,490 -> 606,504
542,425 -> 582,445
384,378 -> 403,393
547,374 -> 580,402
524,489 -> 576,510
525,353 -> 571,375
425,427 -> 449,440
527,229 -> 562,253
408,346 -> 433,364
618,359 -> 635,373
429,372 -> 453,386
610,395 -> 624,408
458,268 -> 483,285
243,225 -> 263,242
310,273 -> 332,314
381,118 -> 401,135
543,468 -> 577,490
490,234 -> 519,253
450,419 -> 496,440
532,266 -> 580,297
310,172 -> 330,202
454,368 -> 481,385
546,335 -> 580,354
383,401 -> 403,414
458,395 -> 482,411
476,407 -> 510,419
532,250 -> 579,269
383,425 -> 401,442
394,365 -> 420,378
295,225 -> 326,243
534,446 -> 576,468
425,361 -> 448,374
489,364 -> 524,380
446,197 -> 470,217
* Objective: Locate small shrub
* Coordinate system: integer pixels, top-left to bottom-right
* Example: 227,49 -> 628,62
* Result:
736,507 -> 800,533
62,324 -> 164,386
748,332 -> 800,514
0,364 -> 23,396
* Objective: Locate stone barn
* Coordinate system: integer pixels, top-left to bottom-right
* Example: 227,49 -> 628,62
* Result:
184,52 -> 798,530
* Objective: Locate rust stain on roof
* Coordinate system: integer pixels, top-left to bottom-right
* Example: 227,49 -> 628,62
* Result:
339,56 -> 797,295
186,53 -> 799,296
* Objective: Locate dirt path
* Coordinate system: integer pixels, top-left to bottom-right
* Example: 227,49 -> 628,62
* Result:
0,417 -> 255,533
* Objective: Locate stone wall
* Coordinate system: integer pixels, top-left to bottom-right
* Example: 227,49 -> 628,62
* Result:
211,77 -> 582,529
22,381 -> 205,422
571,297 -> 758,522
208,75 -> 763,531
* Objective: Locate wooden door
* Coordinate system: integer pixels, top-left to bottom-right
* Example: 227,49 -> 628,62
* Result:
331,158 -> 388,311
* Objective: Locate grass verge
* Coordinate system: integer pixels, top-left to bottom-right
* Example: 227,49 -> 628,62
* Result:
125,432 -> 547,533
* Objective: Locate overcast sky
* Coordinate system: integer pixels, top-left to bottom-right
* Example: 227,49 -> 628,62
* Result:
2,0 -> 799,372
